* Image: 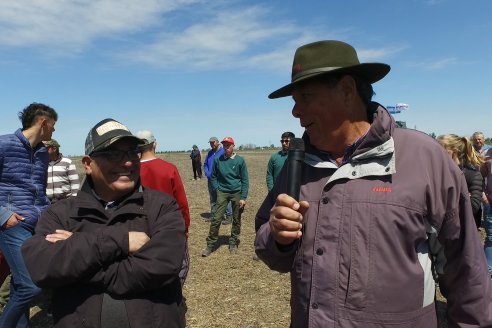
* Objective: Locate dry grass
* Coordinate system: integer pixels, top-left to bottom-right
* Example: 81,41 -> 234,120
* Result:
28,150 -> 452,327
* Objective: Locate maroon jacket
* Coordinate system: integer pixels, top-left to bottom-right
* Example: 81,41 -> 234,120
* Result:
22,178 -> 186,328
255,105 -> 492,327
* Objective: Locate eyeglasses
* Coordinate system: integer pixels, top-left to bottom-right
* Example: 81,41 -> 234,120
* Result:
91,149 -> 141,162
280,139 -> 291,144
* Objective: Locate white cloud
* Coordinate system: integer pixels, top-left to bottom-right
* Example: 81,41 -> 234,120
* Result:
119,5 -> 298,70
358,45 -> 407,62
410,57 -> 459,70
0,1 -> 399,72
423,0 -> 446,6
426,57 -> 458,70
0,0 -> 200,54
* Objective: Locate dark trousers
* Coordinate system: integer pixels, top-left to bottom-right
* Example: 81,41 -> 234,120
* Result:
206,190 -> 242,247
192,160 -> 202,179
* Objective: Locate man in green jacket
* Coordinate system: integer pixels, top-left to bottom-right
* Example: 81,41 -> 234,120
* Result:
202,137 -> 249,256
266,131 -> 295,192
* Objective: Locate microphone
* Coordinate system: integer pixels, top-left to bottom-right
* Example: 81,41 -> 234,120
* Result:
286,138 -> 305,201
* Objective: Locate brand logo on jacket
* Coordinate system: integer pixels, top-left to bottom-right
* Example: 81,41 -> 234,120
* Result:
372,187 -> 392,193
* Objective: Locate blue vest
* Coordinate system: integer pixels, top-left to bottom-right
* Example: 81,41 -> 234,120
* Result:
0,129 -> 50,231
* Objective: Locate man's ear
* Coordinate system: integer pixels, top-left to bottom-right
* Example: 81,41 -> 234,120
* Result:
39,116 -> 50,128
82,155 -> 92,175
339,75 -> 357,103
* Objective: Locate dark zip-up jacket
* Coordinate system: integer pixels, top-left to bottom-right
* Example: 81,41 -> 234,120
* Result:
255,104 -> 492,327
462,163 -> 483,216
22,178 -> 186,327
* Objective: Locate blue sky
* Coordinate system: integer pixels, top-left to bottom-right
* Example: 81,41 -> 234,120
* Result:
1,0 -> 491,155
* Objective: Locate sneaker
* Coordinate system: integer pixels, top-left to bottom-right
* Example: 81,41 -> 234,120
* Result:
202,247 -> 213,257
229,245 -> 238,254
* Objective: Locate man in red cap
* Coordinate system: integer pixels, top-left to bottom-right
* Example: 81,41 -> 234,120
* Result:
202,137 -> 249,256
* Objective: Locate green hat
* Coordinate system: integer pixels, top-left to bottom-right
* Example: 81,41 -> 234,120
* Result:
44,139 -> 60,148
269,40 -> 390,99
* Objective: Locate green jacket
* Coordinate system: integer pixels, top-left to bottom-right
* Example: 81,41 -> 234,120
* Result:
266,150 -> 288,191
211,153 -> 249,200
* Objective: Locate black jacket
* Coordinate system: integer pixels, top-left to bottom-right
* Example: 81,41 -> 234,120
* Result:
462,163 -> 483,215
22,179 -> 186,328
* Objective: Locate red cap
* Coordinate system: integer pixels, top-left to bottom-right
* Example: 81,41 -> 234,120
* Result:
221,136 -> 235,145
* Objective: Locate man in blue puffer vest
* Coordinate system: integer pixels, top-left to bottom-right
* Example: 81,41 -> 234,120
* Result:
0,102 -> 58,328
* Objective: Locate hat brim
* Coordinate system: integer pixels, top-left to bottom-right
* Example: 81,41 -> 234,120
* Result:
268,63 -> 390,99
92,135 -> 145,154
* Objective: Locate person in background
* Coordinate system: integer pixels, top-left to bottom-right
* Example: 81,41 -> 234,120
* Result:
203,137 -> 232,224
472,131 -> 492,264
21,118 -> 186,327
472,131 -> 491,155
0,273 -> 10,314
190,145 -> 202,180
255,40 -> 492,327
45,139 -> 80,203
136,130 -> 190,285
481,145 -> 492,277
266,131 -> 295,192
202,137 -> 249,257
437,134 -> 485,229
0,103 -> 57,328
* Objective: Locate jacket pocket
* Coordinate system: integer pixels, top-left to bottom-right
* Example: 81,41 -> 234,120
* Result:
341,199 -> 427,312
342,203 -> 371,309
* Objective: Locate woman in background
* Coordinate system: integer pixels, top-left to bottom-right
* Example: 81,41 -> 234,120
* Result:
437,134 -> 485,229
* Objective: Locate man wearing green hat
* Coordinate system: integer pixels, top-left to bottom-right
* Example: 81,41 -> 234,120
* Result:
255,40 -> 492,327
44,139 -> 80,203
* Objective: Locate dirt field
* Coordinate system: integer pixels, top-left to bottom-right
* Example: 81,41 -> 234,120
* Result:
28,150 -> 450,327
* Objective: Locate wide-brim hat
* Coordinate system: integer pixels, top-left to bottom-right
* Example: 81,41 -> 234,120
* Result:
85,118 -> 144,155
269,40 -> 390,99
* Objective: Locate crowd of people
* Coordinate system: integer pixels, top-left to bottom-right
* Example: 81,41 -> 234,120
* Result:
1,39 -> 492,327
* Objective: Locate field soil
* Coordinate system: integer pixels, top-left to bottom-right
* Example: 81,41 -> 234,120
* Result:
27,150 -> 450,327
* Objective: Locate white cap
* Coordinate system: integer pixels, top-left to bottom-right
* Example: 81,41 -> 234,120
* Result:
136,130 -> 156,144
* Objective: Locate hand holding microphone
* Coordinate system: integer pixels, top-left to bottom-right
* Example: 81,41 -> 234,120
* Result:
269,138 -> 309,246
269,194 -> 309,245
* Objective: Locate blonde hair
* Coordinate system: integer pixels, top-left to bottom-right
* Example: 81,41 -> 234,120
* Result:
437,134 -> 485,167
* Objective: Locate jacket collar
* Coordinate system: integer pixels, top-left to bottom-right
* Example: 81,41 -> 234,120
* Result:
78,176 -> 144,208
15,128 -> 45,152
303,103 -> 397,180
